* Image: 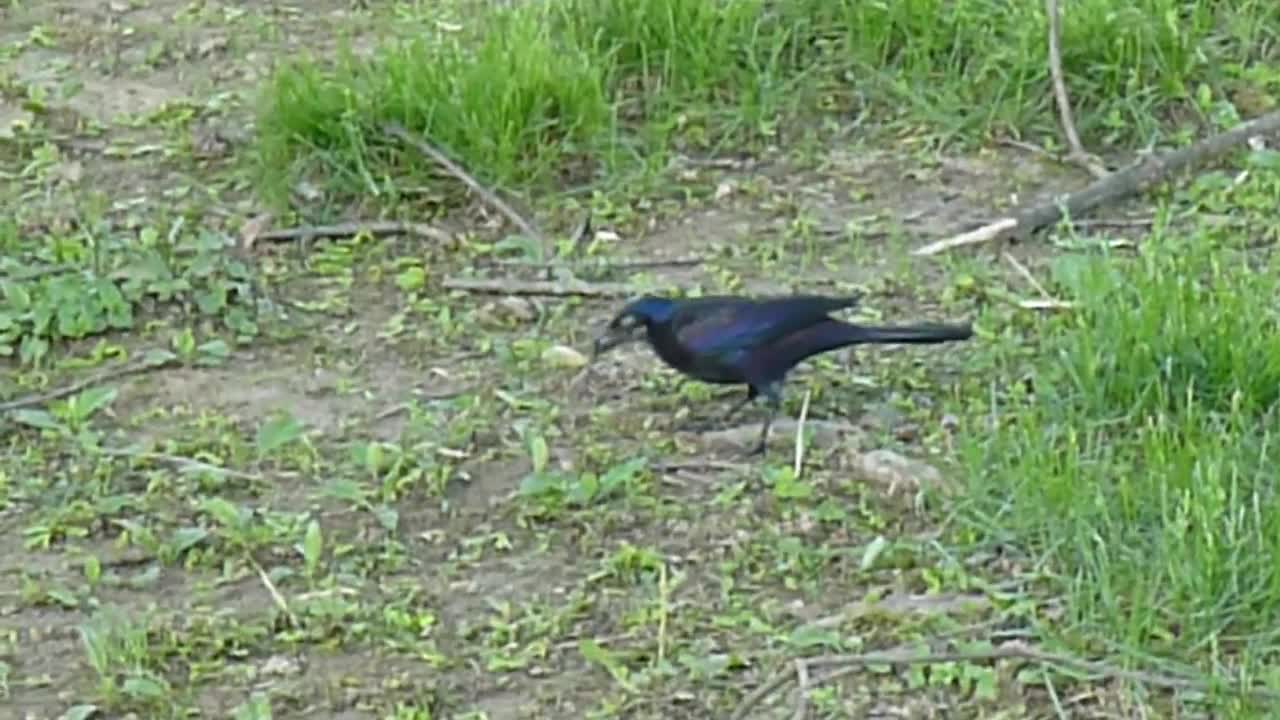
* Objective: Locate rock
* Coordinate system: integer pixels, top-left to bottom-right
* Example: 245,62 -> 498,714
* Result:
855,449 -> 945,496
542,344 -> 588,369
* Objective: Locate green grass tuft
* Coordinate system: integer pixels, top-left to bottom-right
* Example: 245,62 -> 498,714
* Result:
254,0 -> 1280,207
960,227 -> 1280,684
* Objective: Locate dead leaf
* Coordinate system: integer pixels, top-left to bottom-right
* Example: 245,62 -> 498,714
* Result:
542,345 -> 589,369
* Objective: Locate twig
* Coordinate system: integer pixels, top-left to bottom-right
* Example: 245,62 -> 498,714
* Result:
248,554 -> 298,628
383,122 -> 545,244
913,109 -> 1280,256
791,659 -> 810,720
652,459 -> 752,474
372,385 -> 476,422
793,389 -> 811,480
0,355 -> 176,413
97,447 -> 262,481
1045,0 -> 1108,179
1002,252 -> 1076,311
1002,252 -> 1052,300
442,277 -> 636,298
251,220 -> 452,244
729,640 -> 1280,720
485,255 -> 704,272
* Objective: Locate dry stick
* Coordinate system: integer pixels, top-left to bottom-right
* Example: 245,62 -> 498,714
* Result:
252,220 -> 452,244
0,356 -> 175,413
248,554 -> 299,628
791,659 -> 810,720
728,640 -> 1280,720
1045,0 -> 1108,179
442,277 -> 636,298
383,122 -> 546,245
913,109 -> 1280,257
1003,252 -> 1076,311
486,255 -> 704,272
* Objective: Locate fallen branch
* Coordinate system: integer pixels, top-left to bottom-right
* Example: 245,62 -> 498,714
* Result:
442,277 -> 636,298
1045,0 -> 1108,179
485,255 -> 704,272
729,639 -> 1280,720
1,354 -> 177,414
913,109 -> 1280,256
251,220 -> 452,245
383,122 -> 546,245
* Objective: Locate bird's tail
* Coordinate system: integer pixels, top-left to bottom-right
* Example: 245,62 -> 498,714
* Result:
841,322 -> 973,345
766,319 -> 974,373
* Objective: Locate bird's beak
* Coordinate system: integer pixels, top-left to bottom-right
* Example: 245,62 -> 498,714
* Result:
591,325 -> 640,361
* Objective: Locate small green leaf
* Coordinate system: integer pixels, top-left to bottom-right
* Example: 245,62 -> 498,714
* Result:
197,338 -> 230,359
599,457 -> 646,491
200,497 -> 244,529
518,471 -> 570,499
373,504 -> 399,532
302,519 -> 323,577
529,435 -> 549,473
11,409 -> 63,431
786,624 -> 842,650
70,386 -> 118,421
171,526 -> 210,555
396,266 -> 426,292
59,705 -> 99,720
122,675 -> 168,699
256,412 -> 305,456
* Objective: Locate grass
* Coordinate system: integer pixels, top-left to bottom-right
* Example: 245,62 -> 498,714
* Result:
4,0 -> 1280,716
255,0 -> 1280,206
957,213 -> 1280,698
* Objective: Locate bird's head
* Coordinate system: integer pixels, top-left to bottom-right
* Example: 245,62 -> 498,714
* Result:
591,296 -> 676,360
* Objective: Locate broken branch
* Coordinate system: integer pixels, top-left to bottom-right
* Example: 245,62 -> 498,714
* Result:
383,122 -> 546,245
442,277 -> 636,298
1,354 -> 178,414
913,109 -> 1280,257
251,220 -> 452,245
484,255 -> 704,272
1045,0 -> 1108,179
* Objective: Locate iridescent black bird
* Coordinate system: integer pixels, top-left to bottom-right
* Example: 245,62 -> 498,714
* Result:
591,294 -> 973,455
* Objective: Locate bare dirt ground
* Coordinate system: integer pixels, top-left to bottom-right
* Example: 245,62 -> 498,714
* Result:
1,2 -> 1121,718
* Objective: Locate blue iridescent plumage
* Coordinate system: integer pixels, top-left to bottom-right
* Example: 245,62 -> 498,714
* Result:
592,293 -> 973,454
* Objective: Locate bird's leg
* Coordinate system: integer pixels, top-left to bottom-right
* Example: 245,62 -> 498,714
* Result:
745,385 -> 783,457
720,386 -> 758,424
684,387 -> 756,433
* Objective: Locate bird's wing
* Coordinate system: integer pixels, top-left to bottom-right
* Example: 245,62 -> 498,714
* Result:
672,296 -> 858,358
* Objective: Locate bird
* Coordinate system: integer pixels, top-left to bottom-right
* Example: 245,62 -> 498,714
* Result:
591,293 -> 973,455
